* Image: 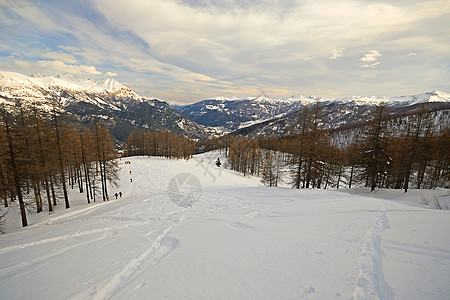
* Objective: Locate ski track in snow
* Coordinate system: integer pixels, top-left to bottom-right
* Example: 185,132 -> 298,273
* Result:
352,208 -> 391,300
31,201 -> 110,228
0,230 -> 110,280
383,240 -> 450,260
90,226 -> 177,300
0,221 -> 148,256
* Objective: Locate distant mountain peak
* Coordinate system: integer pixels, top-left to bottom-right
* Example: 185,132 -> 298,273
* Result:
31,73 -> 51,78
97,78 -> 126,93
425,90 -> 449,98
255,91 -> 270,98
0,69 -> 206,141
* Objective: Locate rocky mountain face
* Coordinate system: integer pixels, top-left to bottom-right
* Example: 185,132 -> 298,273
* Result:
0,71 -> 206,142
178,96 -> 311,133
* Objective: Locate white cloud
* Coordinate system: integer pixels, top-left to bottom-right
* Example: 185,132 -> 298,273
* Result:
330,48 -> 345,60
10,59 -> 103,75
105,72 -> 118,77
41,52 -> 78,64
59,45 -> 80,53
36,60 -> 102,75
7,52 -> 21,59
0,0 -> 68,32
408,52 -> 417,56
361,62 -> 380,68
360,50 -> 382,62
14,60 -> 30,68
360,50 -> 382,67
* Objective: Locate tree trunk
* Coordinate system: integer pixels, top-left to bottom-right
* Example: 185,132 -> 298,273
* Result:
53,107 -> 70,209
2,109 -> 28,227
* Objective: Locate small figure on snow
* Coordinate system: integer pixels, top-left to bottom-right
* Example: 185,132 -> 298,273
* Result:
119,191 -> 122,198
114,193 -> 118,199
216,158 -> 221,167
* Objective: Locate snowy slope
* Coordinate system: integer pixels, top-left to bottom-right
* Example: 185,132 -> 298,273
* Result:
0,154 -> 449,300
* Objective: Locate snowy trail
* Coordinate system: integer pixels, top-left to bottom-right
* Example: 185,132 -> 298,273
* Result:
0,155 -> 449,300
352,208 -> 391,300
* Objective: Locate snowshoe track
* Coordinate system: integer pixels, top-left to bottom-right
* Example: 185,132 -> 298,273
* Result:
352,208 -> 391,300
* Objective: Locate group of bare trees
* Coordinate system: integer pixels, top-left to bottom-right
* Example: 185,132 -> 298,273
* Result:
354,105 -> 449,192
203,104 -> 449,191
124,129 -> 196,159
0,103 -> 118,227
222,134 -> 343,189
207,104 -> 345,189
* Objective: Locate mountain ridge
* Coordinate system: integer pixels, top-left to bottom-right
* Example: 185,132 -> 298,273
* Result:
179,90 -> 450,134
0,70 -> 206,141
2,70 -> 449,143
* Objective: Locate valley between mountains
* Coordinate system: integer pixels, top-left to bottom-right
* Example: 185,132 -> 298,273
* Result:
1,70 -> 449,144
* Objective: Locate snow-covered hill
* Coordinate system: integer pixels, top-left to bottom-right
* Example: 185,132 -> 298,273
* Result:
0,70 -> 206,141
0,154 -> 449,299
179,91 -> 450,134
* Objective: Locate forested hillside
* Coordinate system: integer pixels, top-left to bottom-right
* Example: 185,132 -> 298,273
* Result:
0,102 -> 118,227
196,104 -> 450,192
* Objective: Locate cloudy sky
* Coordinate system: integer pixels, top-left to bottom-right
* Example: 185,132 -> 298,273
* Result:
0,0 -> 449,103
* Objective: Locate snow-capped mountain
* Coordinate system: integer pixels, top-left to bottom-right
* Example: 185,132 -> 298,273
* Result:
178,96 -> 312,132
231,92 -> 450,146
1,71 -> 141,103
0,70 -> 206,141
179,91 -> 450,135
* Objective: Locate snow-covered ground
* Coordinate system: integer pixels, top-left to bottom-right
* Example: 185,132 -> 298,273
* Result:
0,153 -> 449,300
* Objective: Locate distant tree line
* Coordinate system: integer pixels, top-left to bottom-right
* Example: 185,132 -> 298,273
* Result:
124,129 -> 196,159
0,102 -> 119,228
199,104 -> 449,191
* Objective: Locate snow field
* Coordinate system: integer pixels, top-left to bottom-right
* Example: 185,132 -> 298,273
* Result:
0,153 -> 449,299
